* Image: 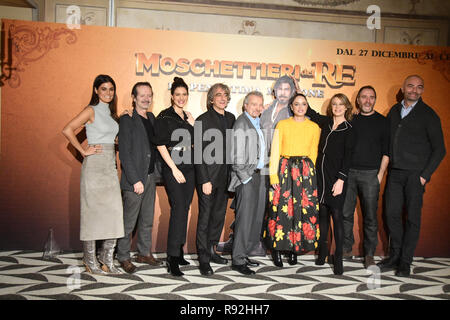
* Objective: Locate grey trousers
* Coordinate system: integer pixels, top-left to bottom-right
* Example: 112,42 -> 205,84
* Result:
232,171 -> 267,265
117,173 -> 156,262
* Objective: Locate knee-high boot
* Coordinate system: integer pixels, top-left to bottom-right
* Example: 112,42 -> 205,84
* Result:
82,241 -> 107,275
315,240 -> 329,266
98,239 -> 122,274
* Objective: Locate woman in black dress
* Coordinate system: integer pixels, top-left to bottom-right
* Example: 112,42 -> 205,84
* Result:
306,93 -> 355,275
154,77 -> 195,276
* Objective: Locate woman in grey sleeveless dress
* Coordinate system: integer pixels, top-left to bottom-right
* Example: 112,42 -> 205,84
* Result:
62,74 -> 124,274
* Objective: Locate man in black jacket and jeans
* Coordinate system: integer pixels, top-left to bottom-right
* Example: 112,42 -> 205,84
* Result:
378,75 -> 446,277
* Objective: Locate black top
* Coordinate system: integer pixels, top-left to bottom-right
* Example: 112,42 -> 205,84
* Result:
154,106 -> 195,171
387,98 -> 445,182
211,107 -> 228,134
139,114 -> 156,174
350,112 -> 389,170
306,106 -> 355,209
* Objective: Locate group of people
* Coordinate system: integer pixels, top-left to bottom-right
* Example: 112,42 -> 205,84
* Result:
62,73 -> 445,278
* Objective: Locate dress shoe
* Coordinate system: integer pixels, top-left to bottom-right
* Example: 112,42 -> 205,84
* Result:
395,261 -> 411,277
287,252 -> 297,265
271,250 -> 283,267
119,259 -> 137,274
199,262 -> 214,276
216,235 -> 233,253
232,264 -> 255,275
166,255 -> 184,277
248,240 -> 267,257
245,257 -> 260,267
136,254 -> 163,266
364,255 -> 375,269
210,246 -> 228,265
377,255 -> 399,271
179,247 -> 190,266
343,250 -> 353,260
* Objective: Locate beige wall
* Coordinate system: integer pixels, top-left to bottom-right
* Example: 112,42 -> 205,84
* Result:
1,1 -> 448,45
0,5 -> 33,20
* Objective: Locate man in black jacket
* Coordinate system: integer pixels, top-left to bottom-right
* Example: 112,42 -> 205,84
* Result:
378,75 -> 446,277
117,82 -> 163,273
194,83 -> 235,275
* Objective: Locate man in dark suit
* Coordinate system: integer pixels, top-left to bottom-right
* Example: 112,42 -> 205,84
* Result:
117,82 -> 163,273
194,83 -> 236,276
228,91 -> 267,275
378,75 -> 445,277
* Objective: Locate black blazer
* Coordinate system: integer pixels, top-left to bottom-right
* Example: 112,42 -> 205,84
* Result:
194,108 -> 235,186
118,109 -> 157,192
387,98 -> 445,182
306,106 -> 355,207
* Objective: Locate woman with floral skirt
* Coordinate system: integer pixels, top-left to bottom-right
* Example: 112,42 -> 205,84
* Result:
264,93 -> 321,267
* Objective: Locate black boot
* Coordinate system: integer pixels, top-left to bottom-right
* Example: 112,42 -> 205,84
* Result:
271,250 -> 283,267
333,254 -> 343,275
287,252 -> 297,265
315,241 -> 328,266
179,246 -> 190,266
377,255 -> 400,271
166,256 -> 184,277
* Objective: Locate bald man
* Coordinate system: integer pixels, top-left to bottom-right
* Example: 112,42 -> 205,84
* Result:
378,75 -> 445,277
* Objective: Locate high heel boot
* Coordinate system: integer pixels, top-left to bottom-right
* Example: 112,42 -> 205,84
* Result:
82,241 -> 107,275
287,252 -> 297,265
271,250 -> 283,267
166,255 -> 184,276
178,246 -> 190,266
315,241 -> 328,266
98,239 -> 122,274
333,254 -> 344,275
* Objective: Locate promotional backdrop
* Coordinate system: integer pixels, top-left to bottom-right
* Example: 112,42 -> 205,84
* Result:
0,19 -> 448,256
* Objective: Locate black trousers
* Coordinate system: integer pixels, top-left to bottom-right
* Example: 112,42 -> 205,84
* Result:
163,166 -> 195,257
385,169 -> 424,264
342,169 -> 380,256
196,182 -> 229,263
319,204 -> 344,258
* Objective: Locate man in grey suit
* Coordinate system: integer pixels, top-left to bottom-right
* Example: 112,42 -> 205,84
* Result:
117,82 -> 162,273
229,91 -> 267,275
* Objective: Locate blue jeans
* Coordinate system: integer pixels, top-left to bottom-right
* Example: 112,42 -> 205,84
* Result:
342,169 -> 380,256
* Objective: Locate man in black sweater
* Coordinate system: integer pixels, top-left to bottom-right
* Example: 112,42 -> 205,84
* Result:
342,86 -> 390,269
377,75 -> 446,277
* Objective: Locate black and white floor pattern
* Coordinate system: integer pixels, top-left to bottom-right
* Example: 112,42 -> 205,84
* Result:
0,250 -> 449,300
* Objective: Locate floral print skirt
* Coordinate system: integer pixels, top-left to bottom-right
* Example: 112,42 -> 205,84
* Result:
264,156 -> 320,253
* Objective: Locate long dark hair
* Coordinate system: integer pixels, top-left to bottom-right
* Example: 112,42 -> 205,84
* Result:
89,74 -> 118,122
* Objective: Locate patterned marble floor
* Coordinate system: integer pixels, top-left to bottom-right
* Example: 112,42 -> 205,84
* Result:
0,250 -> 449,300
